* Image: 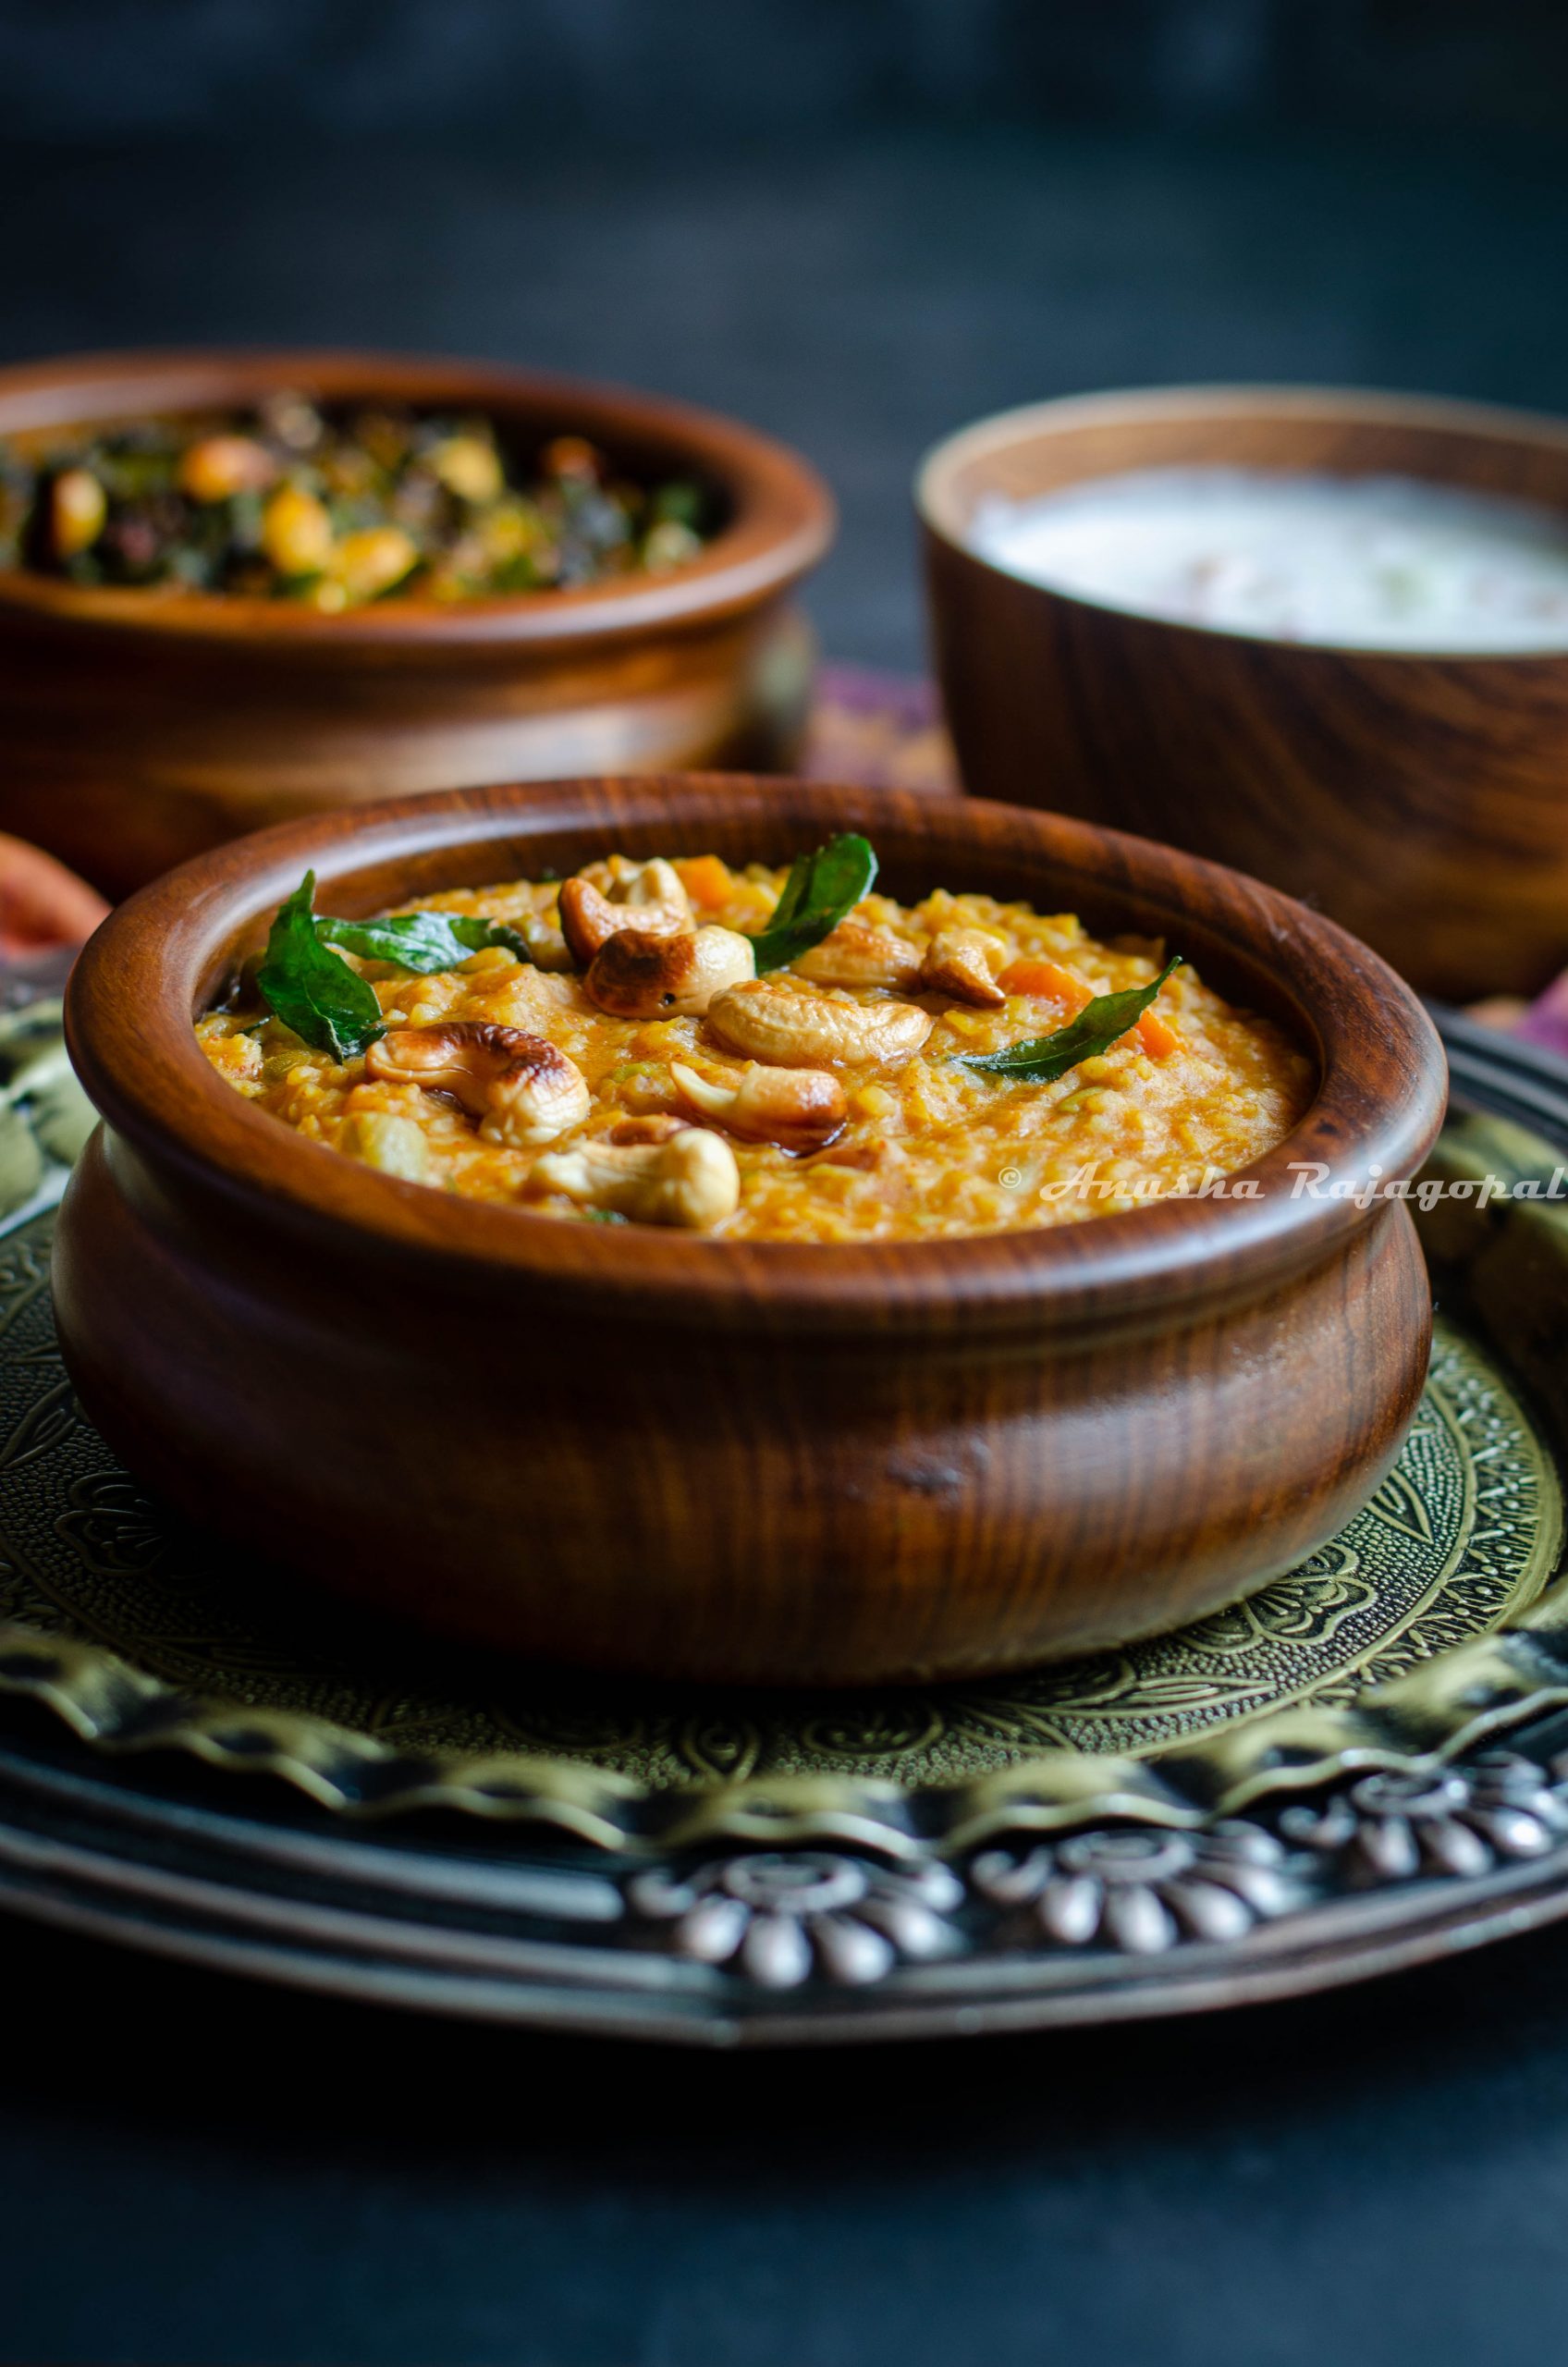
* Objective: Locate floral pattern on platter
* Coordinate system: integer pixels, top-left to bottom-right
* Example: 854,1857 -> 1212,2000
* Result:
619,1751 -> 1568,1988
625,1850 -> 965,1989
1278,1752 -> 1568,1883
968,1824 -> 1300,1954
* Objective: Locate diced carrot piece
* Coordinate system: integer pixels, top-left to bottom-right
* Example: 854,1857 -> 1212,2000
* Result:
1135,1008 -> 1182,1060
675,854 -> 733,910
997,957 -> 1089,1010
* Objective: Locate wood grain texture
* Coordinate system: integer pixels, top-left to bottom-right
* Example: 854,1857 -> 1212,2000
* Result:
55,776 -> 1447,1686
0,350 -> 835,897
921,386 -> 1568,1000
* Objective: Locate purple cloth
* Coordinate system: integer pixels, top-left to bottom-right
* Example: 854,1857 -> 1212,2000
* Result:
1520,977 -> 1568,1060
815,663 -> 943,730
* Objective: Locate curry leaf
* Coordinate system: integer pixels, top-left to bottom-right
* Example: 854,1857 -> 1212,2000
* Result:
960,957 -> 1184,1085
748,833 -> 878,973
316,910 -> 533,973
256,872 -> 386,1061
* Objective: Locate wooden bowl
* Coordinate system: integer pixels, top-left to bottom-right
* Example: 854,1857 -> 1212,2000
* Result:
0,349 -> 834,900
54,775 -> 1447,1688
921,386 -> 1568,1000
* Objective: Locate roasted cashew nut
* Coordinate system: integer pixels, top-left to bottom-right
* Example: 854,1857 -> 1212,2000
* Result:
558,876 -> 690,966
669,1059 -> 847,1152
706,981 -> 934,1069
585,925 -> 755,1020
366,1022 -> 591,1148
792,919 -> 923,991
920,926 -> 1007,1007
530,1127 -> 740,1230
559,858 -> 694,964
581,854 -> 692,912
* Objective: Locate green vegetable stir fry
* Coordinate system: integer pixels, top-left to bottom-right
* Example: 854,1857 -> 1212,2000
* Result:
0,396 -> 712,607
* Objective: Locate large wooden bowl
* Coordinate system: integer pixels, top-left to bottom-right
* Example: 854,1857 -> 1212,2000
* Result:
921,386 -> 1568,1000
55,776 -> 1446,1687
0,350 -> 834,899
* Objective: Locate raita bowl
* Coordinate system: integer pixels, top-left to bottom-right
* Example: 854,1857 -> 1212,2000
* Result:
55,775 -> 1447,1686
0,348 -> 834,899
921,385 -> 1568,1000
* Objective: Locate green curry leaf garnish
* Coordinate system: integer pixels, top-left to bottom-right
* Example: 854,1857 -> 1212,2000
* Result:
748,833 -> 878,974
960,957 -> 1184,1085
316,910 -> 533,973
256,872 -> 387,1062
255,877 -> 537,1058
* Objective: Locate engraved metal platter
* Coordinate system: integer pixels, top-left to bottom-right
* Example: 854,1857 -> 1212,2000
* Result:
2,1012 -> 1568,2041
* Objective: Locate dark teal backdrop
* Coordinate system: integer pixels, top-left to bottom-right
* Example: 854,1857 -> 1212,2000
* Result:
5,0 -> 1568,136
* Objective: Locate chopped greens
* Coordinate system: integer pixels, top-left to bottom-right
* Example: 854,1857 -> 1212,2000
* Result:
748,833 -> 878,974
960,958 -> 1184,1085
255,873 -> 386,1061
316,910 -> 532,973
0,402 -> 712,603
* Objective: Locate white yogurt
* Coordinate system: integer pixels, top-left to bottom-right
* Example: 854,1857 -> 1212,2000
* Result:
968,466 -> 1568,653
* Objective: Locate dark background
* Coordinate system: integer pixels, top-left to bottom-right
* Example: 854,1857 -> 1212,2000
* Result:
11,1900 -> 1568,2367
13,0 -> 1568,136
7,6 -> 1568,2361
5,0 -> 1568,672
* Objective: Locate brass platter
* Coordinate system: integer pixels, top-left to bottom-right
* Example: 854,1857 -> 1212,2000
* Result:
1,1011 -> 1567,2040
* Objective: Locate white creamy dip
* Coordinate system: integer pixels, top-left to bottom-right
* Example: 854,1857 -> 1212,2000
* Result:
969,466 -> 1568,652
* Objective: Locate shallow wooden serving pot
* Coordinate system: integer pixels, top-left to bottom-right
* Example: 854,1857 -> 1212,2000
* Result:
921,386 -> 1568,1000
0,350 -> 834,899
55,776 -> 1447,1687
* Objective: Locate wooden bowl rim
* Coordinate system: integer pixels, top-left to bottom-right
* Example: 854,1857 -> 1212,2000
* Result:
65,774 -> 1447,1335
0,347 -> 835,648
916,381 -> 1568,668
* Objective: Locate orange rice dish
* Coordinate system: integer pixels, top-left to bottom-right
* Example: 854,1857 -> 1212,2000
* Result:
197,852 -> 1312,1243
